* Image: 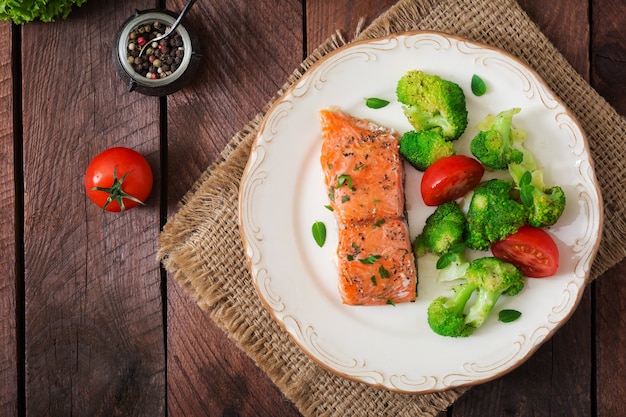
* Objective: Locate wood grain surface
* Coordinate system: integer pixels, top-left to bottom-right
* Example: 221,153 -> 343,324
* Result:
0,19 -> 17,417
1,0 -> 624,416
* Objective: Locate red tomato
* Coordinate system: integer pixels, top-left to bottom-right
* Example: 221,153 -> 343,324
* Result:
84,147 -> 153,212
420,155 -> 484,206
491,226 -> 559,278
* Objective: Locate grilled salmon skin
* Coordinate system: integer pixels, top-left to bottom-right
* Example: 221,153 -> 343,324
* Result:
320,108 -> 417,306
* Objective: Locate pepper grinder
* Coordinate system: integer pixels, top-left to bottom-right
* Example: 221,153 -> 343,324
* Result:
113,9 -> 201,96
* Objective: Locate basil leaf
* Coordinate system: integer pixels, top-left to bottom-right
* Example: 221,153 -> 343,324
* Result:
436,252 -> 456,269
448,242 -> 466,254
311,221 -> 327,247
365,97 -> 390,109
499,309 -> 522,323
471,74 -> 487,96
520,184 -> 535,207
520,170 -> 533,187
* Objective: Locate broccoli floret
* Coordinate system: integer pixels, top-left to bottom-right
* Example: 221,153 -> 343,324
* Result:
427,257 -> 524,337
413,201 -> 466,257
399,130 -> 455,171
508,149 -> 566,228
427,284 -> 477,337
396,70 -> 468,140
465,179 -> 528,251
470,108 -> 525,170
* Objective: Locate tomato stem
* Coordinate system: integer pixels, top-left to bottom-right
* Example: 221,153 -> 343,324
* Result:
91,166 -> 146,212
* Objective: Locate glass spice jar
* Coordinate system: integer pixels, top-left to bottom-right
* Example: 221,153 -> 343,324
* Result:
113,9 -> 201,96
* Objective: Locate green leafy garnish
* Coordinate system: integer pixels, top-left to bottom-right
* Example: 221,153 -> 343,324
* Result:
499,309 -> 522,323
518,170 -> 535,207
378,265 -> 390,279
359,255 -> 382,264
436,243 -> 466,269
328,186 -> 335,202
436,252 -> 456,270
471,74 -> 487,96
312,221 -> 327,247
365,97 -> 390,109
0,0 -> 87,24
372,219 -> 386,228
337,174 -> 355,190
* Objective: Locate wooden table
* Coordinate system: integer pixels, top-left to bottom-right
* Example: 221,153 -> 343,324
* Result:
1,1 -> 624,415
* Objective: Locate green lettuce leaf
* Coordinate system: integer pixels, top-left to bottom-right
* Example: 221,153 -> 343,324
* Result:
0,0 -> 88,24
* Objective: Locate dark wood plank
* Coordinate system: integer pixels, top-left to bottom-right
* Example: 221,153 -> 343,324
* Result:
595,260 -> 626,416
165,1 -> 304,416
591,0 -> 626,112
0,21 -> 18,417
518,0 -> 590,78
167,282 -> 300,416
591,2 -> 626,414
21,2 -> 165,415
451,0 -> 594,416
306,0 -> 397,52
165,0 -> 306,206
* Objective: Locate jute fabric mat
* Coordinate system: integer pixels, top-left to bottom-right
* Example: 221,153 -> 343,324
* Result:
158,0 -> 626,415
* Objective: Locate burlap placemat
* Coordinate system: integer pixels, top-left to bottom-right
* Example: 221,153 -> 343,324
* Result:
158,0 -> 626,415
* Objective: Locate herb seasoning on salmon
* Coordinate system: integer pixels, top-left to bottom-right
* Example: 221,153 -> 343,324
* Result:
320,107 -> 417,306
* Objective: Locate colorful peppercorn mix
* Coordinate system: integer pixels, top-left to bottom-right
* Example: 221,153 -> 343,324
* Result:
126,20 -> 185,80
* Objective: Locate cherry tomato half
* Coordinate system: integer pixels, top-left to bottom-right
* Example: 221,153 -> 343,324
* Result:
420,155 -> 484,206
85,147 -> 153,212
491,226 -> 560,278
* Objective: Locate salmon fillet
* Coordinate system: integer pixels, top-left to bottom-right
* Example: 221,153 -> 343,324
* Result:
320,108 -> 417,306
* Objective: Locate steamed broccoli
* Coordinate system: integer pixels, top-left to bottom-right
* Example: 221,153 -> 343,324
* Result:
465,179 -> 528,251
413,201 -> 466,257
427,257 -> 525,337
470,108 -> 525,170
396,70 -> 468,140
399,130 -> 455,171
509,149 -> 566,228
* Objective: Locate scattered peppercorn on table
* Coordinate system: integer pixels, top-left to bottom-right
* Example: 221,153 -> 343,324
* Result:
1,1 -> 625,416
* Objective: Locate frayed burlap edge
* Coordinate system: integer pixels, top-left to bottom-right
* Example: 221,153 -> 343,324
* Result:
158,0 -> 626,415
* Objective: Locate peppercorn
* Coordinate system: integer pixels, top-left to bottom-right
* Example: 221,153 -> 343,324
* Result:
126,19 -> 186,80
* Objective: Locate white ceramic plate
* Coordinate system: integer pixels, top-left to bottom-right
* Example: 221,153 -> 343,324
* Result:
239,31 -> 603,393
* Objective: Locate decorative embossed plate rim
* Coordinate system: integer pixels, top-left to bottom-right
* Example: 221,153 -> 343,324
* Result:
238,31 -> 603,393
